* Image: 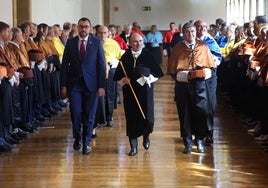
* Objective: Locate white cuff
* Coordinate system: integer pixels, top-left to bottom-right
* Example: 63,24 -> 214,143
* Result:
213,55 -> 221,66
31,61 -> 36,69
37,60 -> 46,70
136,74 -> 159,87
110,58 -> 119,68
176,71 -> 189,82
204,68 -> 212,79
9,76 -> 16,86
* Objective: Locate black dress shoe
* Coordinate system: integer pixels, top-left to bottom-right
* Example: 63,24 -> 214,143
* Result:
42,112 -> 52,118
58,101 -> 68,108
205,136 -> 213,146
182,146 -> 192,154
35,115 -> 46,122
128,147 -> 137,156
48,108 -> 58,115
143,138 -> 150,150
11,133 -> 24,143
91,134 -> 97,139
0,138 -> 13,152
82,146 -> 92,154
107,121 -> 113,127
5,135 -> 21,145
73,138 -> 81,151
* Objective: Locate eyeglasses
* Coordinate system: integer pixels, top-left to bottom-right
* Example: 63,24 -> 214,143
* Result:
79,25 -> 90,29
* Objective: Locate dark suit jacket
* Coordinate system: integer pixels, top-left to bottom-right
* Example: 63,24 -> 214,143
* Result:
119,31 -> 132,45
60,34 -> 106,93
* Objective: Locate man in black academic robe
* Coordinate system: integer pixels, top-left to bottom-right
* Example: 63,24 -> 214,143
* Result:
114,33 -> 163,156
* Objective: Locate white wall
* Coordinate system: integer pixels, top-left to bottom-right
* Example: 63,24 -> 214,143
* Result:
0,0 -> 13,26
31,0 -> 103,26
110,0 -> 226,30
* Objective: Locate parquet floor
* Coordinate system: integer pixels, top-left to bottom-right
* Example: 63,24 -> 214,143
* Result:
1,61 -> 268,187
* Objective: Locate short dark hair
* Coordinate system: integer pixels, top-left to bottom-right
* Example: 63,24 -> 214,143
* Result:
63,22 -> 71,30
0,21 -> 10,33
182,22 -> 195,32
216,18 -> 224,25
19,22 -> 30,33
255,15 -> 267,24
53,24 -> 60,28
108,24 -> 116,29
78,17 -> 91,25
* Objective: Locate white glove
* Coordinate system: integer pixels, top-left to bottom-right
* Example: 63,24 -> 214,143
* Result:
213,55 -> 221,66
14,72 -> 20,86
110,58 -> 119,69
204,68 -> 212,80
37,60 -> 46,71
136,74 -> 159,87
176,71 -> 189,82
8,76 -> 16,86
31,61 -> 36,69
163,49 -> 167,56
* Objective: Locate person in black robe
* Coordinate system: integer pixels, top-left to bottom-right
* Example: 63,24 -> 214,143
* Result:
167,22 -> 217,154
114,33 -> 163,156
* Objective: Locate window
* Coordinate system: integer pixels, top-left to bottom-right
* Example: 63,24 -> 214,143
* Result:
226,0 -> 266,25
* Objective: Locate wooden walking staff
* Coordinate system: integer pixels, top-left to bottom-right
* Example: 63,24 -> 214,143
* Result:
119,61 -> 146,119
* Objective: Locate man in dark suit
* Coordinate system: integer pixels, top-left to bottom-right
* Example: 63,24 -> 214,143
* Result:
60,17 -> 106,155
119,24 -> 132,47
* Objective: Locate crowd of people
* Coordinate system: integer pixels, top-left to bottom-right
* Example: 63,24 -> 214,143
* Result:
213,15 -> 268,153
1,14 -> 268,155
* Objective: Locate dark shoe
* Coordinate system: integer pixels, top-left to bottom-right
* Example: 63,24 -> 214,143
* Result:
58,100 -> 68,108
35,115 -> 46,122
82,146 -> 92,154
143,138 -> 150,150
5,136 -> 20,145
13,128 -> 28,139
21,125 -> 35,133
91,134 -> 97,139
11,133 -> 24,143
0,138 -> 13,152
128,147 -> 137,156
52,104 -> 62,111
48,108 -> 58,115
42,112 -> 52,118
182,146 -> 192,154
205,136 -> 213,146
197,140 -> 205,153
73,138 -> 81,151
107,121 -> 113,127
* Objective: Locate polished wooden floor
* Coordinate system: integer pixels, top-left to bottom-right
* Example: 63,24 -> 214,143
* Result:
1,62 -> 268,188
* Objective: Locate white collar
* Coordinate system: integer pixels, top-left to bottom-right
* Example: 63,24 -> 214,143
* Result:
131,49 -> 142,59
79,35 -> 89,42
8,41 -> 20,49
184,41 -> 196,49
0,41 -> 4,48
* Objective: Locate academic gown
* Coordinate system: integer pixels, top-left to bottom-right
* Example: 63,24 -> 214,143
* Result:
114,49 -> 163,138
168,40 -> 216,138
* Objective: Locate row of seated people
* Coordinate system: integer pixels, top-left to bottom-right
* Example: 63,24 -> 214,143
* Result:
0,21 -> 68,153
216,15 -> 268,152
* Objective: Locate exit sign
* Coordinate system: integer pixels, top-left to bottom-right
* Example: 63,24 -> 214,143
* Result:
142,6 -> 151,11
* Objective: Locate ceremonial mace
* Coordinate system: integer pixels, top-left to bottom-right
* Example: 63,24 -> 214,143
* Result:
119,61 -> 146,119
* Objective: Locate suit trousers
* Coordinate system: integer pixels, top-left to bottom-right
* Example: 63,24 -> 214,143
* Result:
69,78 -> 98,146
105,68 -> 117,121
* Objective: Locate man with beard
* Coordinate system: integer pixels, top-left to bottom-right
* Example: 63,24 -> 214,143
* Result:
61,17 -> 106,154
